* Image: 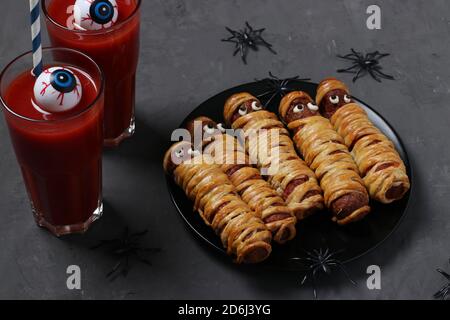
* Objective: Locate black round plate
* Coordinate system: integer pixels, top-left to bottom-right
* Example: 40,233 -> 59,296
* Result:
165,80 -> 412,269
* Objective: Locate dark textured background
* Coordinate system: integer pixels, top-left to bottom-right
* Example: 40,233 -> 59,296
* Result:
0,0 -> 449,299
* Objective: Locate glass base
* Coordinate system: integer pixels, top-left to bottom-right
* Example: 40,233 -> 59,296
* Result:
104,116 -> 135,147
33,201 -> 103,237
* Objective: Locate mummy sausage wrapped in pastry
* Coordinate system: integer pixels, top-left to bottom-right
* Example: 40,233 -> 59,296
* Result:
224,93 -> 324,220
279,91 -> 370,224
316,78 -> 410,203
163,141 -> 272,263
185,116 -> 297,244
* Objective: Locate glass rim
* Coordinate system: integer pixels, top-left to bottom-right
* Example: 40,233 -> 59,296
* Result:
0,47 -> 104,123
42,0 -> 142,35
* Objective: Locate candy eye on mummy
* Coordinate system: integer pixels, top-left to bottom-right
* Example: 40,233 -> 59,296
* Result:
238,105 -> 248,116
344,94 -> 352,103
293,104 -> 305,113
74,0 -> 119,31
187,148 -> 200,156
33,67 -> 82,113
216,123 -> 226,133
174,147 -> 199,158
203,124 -> 215,134
174,149 -> 185,158
329,95 -> 340,104
251,101 -> 262,111
307,102 -> 319,111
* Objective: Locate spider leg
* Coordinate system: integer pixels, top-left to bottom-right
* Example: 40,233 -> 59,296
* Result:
222,38 -> 238,43
434,284 -> 450,300
300,272 -> 310,286
437,268 -> 450,281
282,78 -> 291,88
337,64 -> 359,73
106,259 -> 123,280
309,262 -> 325,271
268,79 -> 280,87
441,287 -> 450,300
337,54 -> 360,62
340,52 -> 359,58
113,246 -> 132,255
364,52 -> 374,61
225,27 -> 239,36
257,38 -> 277,54
134,251 -> 158,265
368,69 -> 382,82
235,42 -> 244,61
268,71 -> 281,80
130,230 -> 148,240
264,92 -> 278,107
279,80 -> 289,94
257,89 -> 277,98
352,68 -> 367,82
312,268 -> 319,299
327,249 -> 345,259
376,53 -> 390,60
340,49 -> 361,59
372,67 -> 395,80
334,262 -> 357,285
241,44 -> 248,64
303,249 -> 318,259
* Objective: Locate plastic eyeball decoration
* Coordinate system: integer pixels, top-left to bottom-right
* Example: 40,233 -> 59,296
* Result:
74,0 -> 118,31
33,67 -> 82,113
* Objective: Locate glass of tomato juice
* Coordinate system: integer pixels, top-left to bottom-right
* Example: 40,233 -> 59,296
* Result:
43,0 -> 141,147
0,48 -> 104,236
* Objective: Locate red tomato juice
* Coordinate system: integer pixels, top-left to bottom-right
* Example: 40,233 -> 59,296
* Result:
44,0 -> 140,146
2,67 -> 103,232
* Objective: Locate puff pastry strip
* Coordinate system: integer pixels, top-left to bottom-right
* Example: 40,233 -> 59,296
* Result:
224,93 -> 324,220
316,78 -> 410,203
186,117 -> 297,243
279,91 -> 370,224
164,141 -> 272,264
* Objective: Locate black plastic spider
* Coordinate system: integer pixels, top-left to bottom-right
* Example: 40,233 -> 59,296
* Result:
256,72 -> 311,107
222,22 -> 276,64
91,228 -> 160,281
434,259 -> 450,300
291,248 -> 355,299
337,48 -> 394,83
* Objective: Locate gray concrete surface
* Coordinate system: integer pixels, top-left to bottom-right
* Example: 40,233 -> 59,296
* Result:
0,0 -> 449,299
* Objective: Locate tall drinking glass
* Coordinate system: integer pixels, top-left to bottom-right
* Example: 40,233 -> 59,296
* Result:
43,0 -> 141,147
0,48 -> 104,236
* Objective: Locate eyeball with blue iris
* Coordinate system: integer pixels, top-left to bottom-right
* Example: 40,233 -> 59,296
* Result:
33,67 -> 82,113
74,0 -> 119,31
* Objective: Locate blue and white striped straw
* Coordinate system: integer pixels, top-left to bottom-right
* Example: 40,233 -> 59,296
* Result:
29,0 -> 43,77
